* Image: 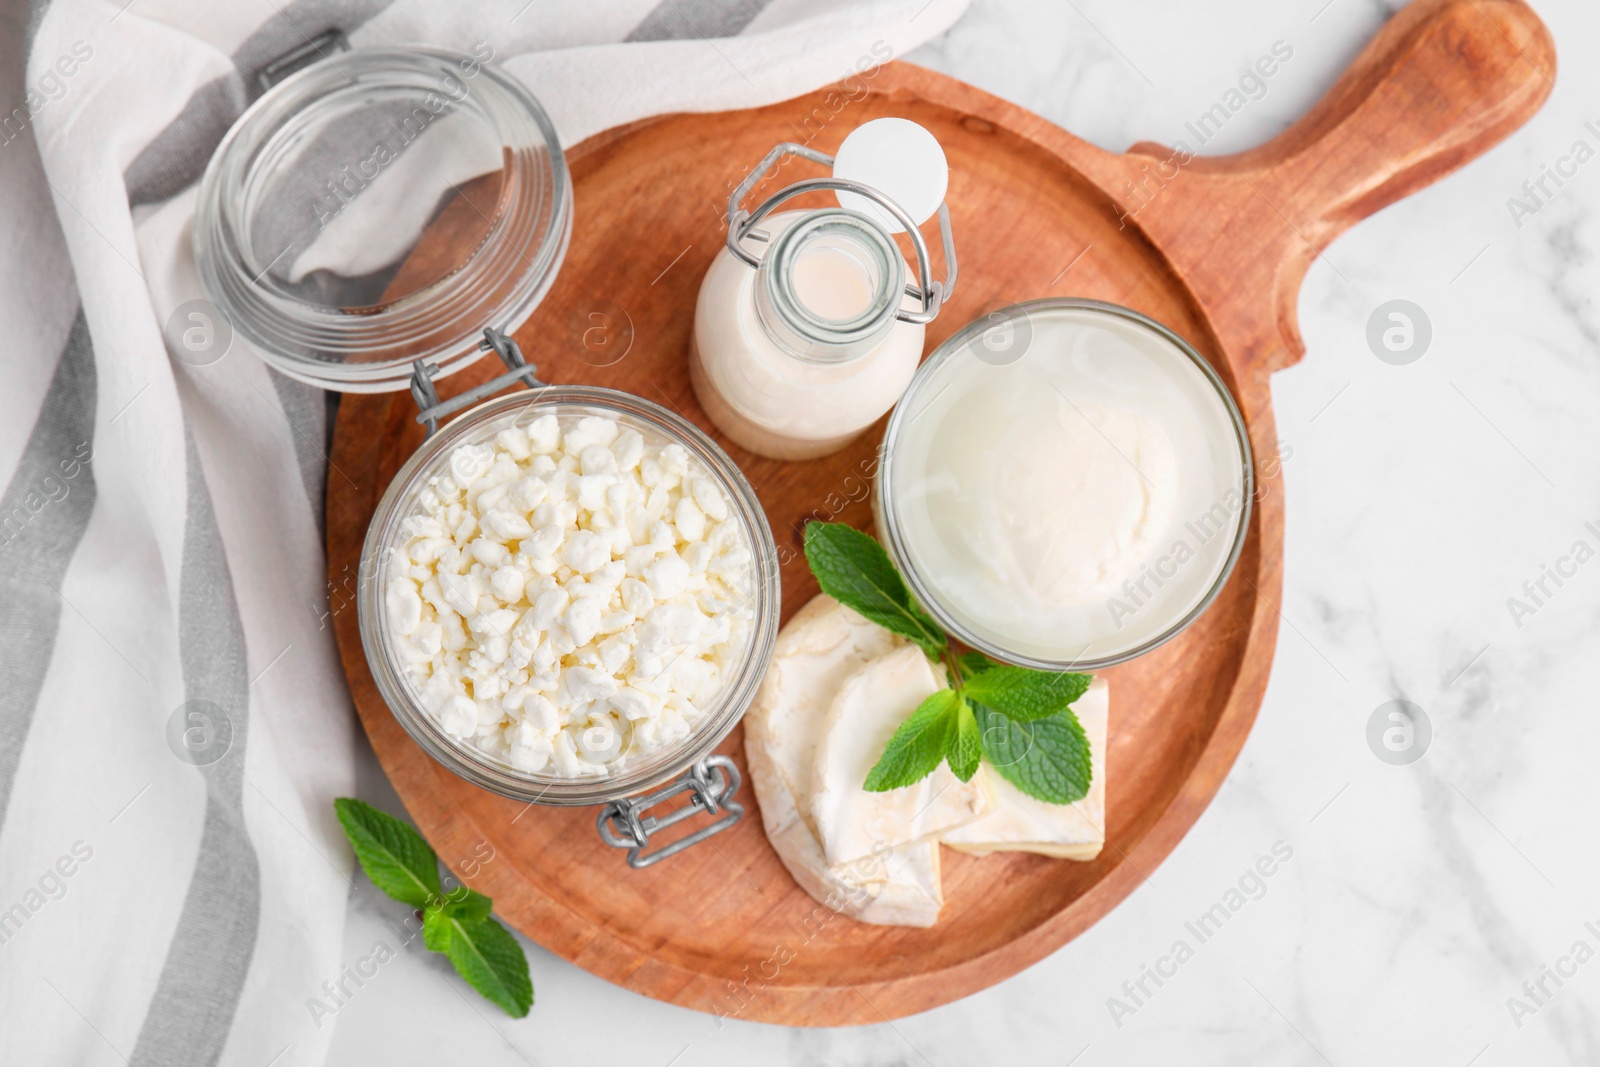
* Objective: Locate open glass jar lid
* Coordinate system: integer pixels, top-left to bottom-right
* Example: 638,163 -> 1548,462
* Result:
194,46 -> 571,391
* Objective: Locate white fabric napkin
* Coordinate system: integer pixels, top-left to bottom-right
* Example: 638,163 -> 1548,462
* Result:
0,0 -> 967,1063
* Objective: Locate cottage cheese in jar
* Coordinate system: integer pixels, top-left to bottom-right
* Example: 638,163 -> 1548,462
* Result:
383,411 -> 758,778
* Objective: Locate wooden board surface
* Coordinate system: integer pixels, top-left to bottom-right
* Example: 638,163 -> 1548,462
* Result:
327,0 -> 1553,1025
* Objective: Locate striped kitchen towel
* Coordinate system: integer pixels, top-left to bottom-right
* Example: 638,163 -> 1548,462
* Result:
0,0 -> 968,1063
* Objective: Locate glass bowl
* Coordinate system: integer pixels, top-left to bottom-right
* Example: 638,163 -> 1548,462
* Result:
875,298 -> 1253,671
358,388 -> 781,805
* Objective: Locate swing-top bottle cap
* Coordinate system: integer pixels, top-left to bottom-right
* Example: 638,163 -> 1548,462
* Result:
831,118 -> 949,234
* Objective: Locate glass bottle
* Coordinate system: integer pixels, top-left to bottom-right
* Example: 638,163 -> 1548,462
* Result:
689,137 -> 956,460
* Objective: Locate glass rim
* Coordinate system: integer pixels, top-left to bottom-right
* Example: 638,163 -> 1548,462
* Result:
357,386 -> 782,805
757,209 -> 904,362
876,297 -> 1255,672
194,47 -> 572,394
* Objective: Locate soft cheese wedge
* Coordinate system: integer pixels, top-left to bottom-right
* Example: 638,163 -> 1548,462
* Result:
941,679 -> 1109,858
812,644 -> 990,867
744,595 -> 944,926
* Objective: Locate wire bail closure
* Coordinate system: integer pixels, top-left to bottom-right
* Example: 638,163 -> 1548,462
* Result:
725,143 -> 958,326
409,327 -> 546,437
596,755 -> 746,868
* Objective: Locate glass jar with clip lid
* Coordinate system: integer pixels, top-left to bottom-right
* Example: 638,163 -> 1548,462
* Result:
192,34 -> 780,867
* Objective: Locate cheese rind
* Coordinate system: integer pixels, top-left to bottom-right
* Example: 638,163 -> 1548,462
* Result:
744,595 -> 943,926
811,644 -> 989,867
749,594 -> 898,828
940,679 -> 1109,858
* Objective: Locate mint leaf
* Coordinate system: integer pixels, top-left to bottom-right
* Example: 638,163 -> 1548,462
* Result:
425,910 -> 534,1018
335,797 -> 442,907
947,698 -> 981,782
337,799 -> 532,1018
964,667 -> 1092,722
422,904 -> 453,953
864,689 -> 960,792
442,886 -> 493,922
972,701 -> 1092,804
804,523 -> 945,659
959,651 -> 999,678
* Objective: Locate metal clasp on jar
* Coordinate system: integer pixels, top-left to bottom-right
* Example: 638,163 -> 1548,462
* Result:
409,328 -> 546,437
724,143 -> 958,326
596,755 -> 745,868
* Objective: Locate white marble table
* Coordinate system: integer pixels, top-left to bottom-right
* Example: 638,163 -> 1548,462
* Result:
329,2 -> 1600,1063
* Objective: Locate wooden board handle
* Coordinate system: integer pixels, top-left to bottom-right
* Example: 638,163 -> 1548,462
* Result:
1116,0 -> 1555,378
1233,0 -> 1553,239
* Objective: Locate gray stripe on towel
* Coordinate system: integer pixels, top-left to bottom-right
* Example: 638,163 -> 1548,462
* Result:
269,367 -> 331,542
627,0 -> 777,42
129,430 -> 262,1067
126,0 -> 401,209
123,0 -> 396,528
0,311 -> 98,834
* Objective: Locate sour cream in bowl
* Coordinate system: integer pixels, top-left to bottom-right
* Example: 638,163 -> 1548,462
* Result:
875,299 -> 1252,670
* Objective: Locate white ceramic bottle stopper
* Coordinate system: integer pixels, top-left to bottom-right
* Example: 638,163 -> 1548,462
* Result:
832,117 -> 950,234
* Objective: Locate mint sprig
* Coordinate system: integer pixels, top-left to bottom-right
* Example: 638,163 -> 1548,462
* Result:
803,522 -> 946,659
334,796 -> 442,907
964,667 -> 1091,722
948,701 -> 982,783
803,522 -> 1094,804
334,798 -> 533,1017
425,909 -> 534,1015
863,689 -> 960,791
972,700 -> 1093,803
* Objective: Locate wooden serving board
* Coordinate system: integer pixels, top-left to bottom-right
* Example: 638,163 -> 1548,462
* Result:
328,0 -> 1553,1025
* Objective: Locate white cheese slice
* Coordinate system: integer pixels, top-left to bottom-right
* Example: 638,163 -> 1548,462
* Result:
744,595 -> 943,926
940,679 -> 1109,859
812,644 -> 989,867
